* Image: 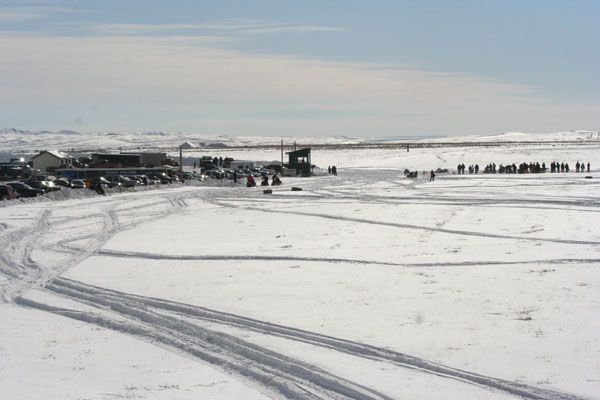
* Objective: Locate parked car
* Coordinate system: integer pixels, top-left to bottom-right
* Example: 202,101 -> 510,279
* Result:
125,176 -> 141,187
6,182 -> 44,197
70,179 -> 86,189
97,177 -> 121,189
182,172 -> 196,180
53,178 -> 72,188
148,174 -> 172,184
0,184 -> 19,200
23,179 -> 61,192
145,175 -> 161,185
206,169 -> 227,179
135,175 -> 150,186
106,175 -> 136,188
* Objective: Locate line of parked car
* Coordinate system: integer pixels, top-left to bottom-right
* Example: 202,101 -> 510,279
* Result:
0,172 -> 181,201
202,167 -> 275,180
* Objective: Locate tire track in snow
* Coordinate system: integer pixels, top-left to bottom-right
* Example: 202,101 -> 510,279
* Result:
44,278 -> 584,400
0,209 -> 51,301
96,249 -> 402,266
17,288 -> 394,400
96,249 -> 600,268
208,198 -> 600,246
0,190 -> 199,302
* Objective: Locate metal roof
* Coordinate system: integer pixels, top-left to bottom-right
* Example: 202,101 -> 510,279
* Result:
32,150 -> 73,160
286,148 -> 311,157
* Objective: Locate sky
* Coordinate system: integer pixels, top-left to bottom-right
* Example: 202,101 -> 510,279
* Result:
0,0 -> 599,137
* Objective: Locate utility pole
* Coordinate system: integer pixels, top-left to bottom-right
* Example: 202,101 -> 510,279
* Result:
281,139 -> 283,166
179,146 -> 183,178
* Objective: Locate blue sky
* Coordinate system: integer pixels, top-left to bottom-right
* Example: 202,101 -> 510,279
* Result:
0,0 -> 599,136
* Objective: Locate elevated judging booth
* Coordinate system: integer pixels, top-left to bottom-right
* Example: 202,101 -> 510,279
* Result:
286,148 -> 311,177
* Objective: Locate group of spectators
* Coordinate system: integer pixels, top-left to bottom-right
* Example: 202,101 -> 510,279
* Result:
456,161 -> 591,174
456,163 -> 478,174
550,161 -> 590,173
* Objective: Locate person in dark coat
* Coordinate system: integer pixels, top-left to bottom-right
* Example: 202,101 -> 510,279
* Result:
261,176 -> 269,186
328,166 -> 331,174
331,165 -> 337,176
587,162 -> 591,172
429,170 -> 435,182
246,174 -> 256,187
233,170 -> 238,183
94,180 -> 105,195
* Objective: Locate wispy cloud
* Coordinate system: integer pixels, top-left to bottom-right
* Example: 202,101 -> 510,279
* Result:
0,5 -> 90,22
0,9 -> 42,22
0,34 -> 597,134
91,21 -> 345,36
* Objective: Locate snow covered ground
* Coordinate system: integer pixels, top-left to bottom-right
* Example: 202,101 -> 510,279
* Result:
1,142 -> 599,399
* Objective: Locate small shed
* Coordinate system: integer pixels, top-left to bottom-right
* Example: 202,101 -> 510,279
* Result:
31,150 -> 74,173
286,148 -> 311,176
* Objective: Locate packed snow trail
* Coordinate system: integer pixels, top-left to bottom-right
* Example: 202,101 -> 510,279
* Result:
17,292 -> 394,400
97,249 -> 600,268
24,277 -> 584,400
0,188 -> 196,302
207,198 -> 600,246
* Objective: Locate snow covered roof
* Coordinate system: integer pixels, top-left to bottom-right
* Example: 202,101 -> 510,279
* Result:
179,141 -> 197,149
32,150 -> 73,160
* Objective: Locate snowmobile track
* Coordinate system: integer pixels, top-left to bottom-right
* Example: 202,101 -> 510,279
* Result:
43,277 -> 584,400
18,287 -> 394,400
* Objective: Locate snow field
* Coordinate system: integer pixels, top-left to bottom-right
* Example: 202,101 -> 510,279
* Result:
1,141 -> 599,399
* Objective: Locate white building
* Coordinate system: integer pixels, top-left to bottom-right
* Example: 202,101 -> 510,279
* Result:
31,150 -> 74,173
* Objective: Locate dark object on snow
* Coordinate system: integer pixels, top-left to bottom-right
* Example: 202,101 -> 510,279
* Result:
585,176 -> 593,179
291,187 -> 302,191
287,148 -> 312,176
263,189 -> 272,194
94,182 -> 105,195
406,171 -> 418,178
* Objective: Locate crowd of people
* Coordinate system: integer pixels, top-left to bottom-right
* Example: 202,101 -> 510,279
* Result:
456,161 -> 591,175
327,165 -> 338,176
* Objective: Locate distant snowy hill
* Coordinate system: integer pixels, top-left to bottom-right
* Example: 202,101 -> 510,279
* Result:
0,128 -> 598,152
425,130 -> 600,143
